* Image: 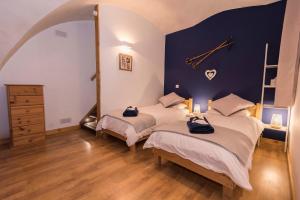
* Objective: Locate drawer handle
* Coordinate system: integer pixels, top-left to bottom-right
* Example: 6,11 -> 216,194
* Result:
17,118 -> 21,120
25,100 -> 29,103
19,127 -> 25,131
10,96 -> 16,104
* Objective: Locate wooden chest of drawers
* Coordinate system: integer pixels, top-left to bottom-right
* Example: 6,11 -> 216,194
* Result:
6,85 -> 46,147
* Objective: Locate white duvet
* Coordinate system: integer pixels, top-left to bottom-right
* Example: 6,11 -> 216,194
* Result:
96,103 -> 189,146
143,113 -> 264,190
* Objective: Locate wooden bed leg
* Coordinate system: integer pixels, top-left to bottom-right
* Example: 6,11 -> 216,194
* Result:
222,186 -> 234,200
155,155 -> 162,166
257,134 -> 262,147
153,149 -> 162,166
102,132 -> 108,139
129,144 -> 136,153
96,130 -> 101,137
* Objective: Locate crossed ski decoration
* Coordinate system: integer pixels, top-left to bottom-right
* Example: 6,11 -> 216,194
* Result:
185,37 -> 234,69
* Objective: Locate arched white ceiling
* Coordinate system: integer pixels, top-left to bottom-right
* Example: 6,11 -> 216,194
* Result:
0,0 -> 96,69
0,0 -> 279,69
101,0 -> 279,34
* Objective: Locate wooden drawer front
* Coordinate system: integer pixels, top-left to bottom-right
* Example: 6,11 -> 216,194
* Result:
11,106 -> 44,116
13,134 -> 45,147
9,96 -> 44,106
9,85 -> 43,96
12,124 -> 45,137
11,115 -> 44,128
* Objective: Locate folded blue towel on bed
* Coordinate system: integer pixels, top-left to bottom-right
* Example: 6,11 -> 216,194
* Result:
187,116 -> 214,134
123,106 -> 139,117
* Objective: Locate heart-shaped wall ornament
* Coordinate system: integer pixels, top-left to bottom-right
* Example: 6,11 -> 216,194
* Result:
205,69 -> 217,80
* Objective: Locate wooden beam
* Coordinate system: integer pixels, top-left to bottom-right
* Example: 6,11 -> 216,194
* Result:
94,5 -> 101,120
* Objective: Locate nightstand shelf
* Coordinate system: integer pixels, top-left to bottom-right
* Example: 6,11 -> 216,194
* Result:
264,124 -> 287,132
265,65 -> 278,69
186,113 -> 204,118
264,85 -> 276,89
262,124 -> 287,151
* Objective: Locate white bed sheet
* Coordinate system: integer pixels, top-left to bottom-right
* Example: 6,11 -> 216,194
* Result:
96,103 -> 189,146
143,113 -> 264,190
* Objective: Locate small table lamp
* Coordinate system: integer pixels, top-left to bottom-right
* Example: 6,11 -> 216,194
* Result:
271,114 -> 283,129
194,104 -> 201,114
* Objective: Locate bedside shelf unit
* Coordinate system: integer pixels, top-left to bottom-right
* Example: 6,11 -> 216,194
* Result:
263,124 -> 287,146
261,43 -> 278,105
261,106 -> 290,152
260,43 -> 290,152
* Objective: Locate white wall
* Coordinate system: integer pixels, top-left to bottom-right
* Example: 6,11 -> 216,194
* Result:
291,70 -> 300,200
0,21 -> 96,139
99,5 -> 165,115
275,0 -> 300,107
0,0 -> 71,68
281,0 -> 300,199
290,49 -> 300,199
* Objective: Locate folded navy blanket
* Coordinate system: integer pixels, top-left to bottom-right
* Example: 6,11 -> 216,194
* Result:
123,106 -> 139,117
187,116 -> 214,134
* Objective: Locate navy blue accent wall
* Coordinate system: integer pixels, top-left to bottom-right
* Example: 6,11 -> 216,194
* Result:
164,1 -> 286,111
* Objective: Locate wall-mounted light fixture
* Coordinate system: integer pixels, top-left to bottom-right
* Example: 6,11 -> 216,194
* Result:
93,10 -> 98,17
119,41 -> 133,52
271,114 -> 283,129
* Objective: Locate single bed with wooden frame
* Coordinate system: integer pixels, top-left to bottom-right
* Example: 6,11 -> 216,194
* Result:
151,100 -> 262,199
97,98 -> 194,153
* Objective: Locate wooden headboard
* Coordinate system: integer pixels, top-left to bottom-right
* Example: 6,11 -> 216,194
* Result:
183,98 -> 193,113
207,100 -> 262,119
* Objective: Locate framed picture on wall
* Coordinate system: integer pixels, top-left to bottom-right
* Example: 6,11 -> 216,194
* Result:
119,53 -> 133,71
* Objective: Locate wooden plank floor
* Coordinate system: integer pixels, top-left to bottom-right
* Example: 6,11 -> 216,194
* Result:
0,129 -> 291,200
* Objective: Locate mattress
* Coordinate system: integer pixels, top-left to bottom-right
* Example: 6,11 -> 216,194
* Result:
143,113 -> 264,190
96,103 -> 189,146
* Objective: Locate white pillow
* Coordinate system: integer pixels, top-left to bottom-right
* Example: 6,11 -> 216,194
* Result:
206,108 -> 250,117
211,93 -> 254,116
159,92 -> 185,107
230,109 -> 251,117
171,103 -> 188,110
206,109 -> 222,115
